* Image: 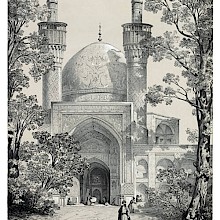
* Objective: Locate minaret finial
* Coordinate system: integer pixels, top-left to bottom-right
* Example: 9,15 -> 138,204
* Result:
47,0 -> 58,22
131,0 -> 143,23
98,23 -> 102,42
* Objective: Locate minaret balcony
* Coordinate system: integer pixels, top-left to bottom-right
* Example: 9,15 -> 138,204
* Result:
122,23 -> 152,47
38,21 -> 67,47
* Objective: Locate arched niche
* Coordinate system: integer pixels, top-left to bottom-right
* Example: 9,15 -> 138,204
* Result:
67,176 -> 80,204
156,158 -> 174,173
136,183 -> 148,202
180,158 -> 196,185
155,123 -> 175,144
88,158 -> 110,173
155,158 -> 173,189
80,159 -> 110,204
136,159 -> 148,179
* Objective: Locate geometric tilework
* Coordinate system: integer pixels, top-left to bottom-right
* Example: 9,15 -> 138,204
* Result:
121,183 -> 134,195
127,65 -> 148,144
43,68 -> 61,110
127,65 -> 147,113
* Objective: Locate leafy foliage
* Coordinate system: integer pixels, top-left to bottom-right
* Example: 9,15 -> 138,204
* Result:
9,132 -> 89,215
144,0 -> 213,117
7,0 -> 55,178
8,93 -> 46,132
146,167 -> 193,220
144,1 -> 212,218
186,128 -> 198,144
8,174 -> 58,216
20,132 -> 89,192
8,0 -> 55,99
8,93 -> 46,177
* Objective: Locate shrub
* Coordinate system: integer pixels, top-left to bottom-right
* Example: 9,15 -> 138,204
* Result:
8,175 -> 58,216
8,132 -> 88,216
146,167 -> 193,220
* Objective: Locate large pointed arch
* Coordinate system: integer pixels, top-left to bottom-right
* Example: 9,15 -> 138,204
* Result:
68,116 -> 122,146
88,157 -> 110,172
68,116 -> 124,203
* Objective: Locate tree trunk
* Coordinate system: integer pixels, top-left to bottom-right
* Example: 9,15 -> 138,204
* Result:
8,124 -> 25,178
8,82 -> 14,101
8,136 -> 20,178
183,109 -> 212,220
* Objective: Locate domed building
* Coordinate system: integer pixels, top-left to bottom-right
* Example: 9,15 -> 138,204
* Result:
62,42 -> 127,102
38,0 -> 196,206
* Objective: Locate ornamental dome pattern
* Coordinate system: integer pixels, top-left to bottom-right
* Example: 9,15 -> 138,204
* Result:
62,42 -> 127,102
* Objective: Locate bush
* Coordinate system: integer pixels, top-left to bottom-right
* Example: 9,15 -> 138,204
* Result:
34,197 -> 57,215
145,167 -> 192,220
147,188 -> 185,220
8,176 -> 58,216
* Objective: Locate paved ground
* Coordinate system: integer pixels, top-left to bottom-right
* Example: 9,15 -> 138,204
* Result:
23,205 -> 159,220
53,205 -> 159,220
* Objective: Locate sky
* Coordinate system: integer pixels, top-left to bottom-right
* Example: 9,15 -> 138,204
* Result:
24,0 -> 198,144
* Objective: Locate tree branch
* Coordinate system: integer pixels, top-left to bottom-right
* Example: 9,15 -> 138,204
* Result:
9,52 -> 33,71
162,0 -> 198,41
164,94 -> 200,110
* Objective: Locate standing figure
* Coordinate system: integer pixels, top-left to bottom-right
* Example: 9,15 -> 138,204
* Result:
102,196 -> 107,204
118,200 -> 131,220
128,197 -> 135,213
84,188 -> 91,205
87,193 -> 91,205
111,198 -> 116,206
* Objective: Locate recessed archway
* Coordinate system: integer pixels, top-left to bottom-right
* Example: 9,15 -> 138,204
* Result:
69,117 -> 121,204
136,183 -> 148,202
136,159 -> 148,179
80,160 -> 110,204
156,158 -> 174,172
155,123 -> 175,144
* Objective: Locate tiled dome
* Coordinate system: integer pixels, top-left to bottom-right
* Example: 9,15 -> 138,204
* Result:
62,42 -> 127,102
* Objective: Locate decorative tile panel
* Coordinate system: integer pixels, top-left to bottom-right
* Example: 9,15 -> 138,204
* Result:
121,183 -> 134,194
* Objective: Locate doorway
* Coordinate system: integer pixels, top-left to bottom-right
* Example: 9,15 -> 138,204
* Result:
81,161 -> 110,204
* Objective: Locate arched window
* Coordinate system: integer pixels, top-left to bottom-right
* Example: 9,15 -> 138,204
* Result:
136,159 -> 148,179
155,123 -> 174,144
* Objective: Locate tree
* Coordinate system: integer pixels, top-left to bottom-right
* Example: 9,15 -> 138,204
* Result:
8,0 -> 55,178
8,0 -> 55,100
147,167 -> 193,220
8,93 -> 46,178
20,131 -> 89,194
8,132 -> 88,213
144,1 -> 212,219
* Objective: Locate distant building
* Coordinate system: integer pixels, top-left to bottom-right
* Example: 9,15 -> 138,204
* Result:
38,0 -> 196,205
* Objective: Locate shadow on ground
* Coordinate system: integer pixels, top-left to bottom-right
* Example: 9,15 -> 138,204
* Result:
9,205 -> 160,220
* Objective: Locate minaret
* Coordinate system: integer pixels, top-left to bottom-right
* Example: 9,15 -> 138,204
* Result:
38,0 -> 67,110
132,0 -> 143,23
98,23 -> 102,42
122,0 -> 152,143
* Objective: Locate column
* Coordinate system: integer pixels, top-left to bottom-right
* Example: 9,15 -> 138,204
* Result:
148,152 -> 156,188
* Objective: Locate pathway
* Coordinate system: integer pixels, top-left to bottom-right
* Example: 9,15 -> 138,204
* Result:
52,205 -> 159,220
12,205 -> 160,220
